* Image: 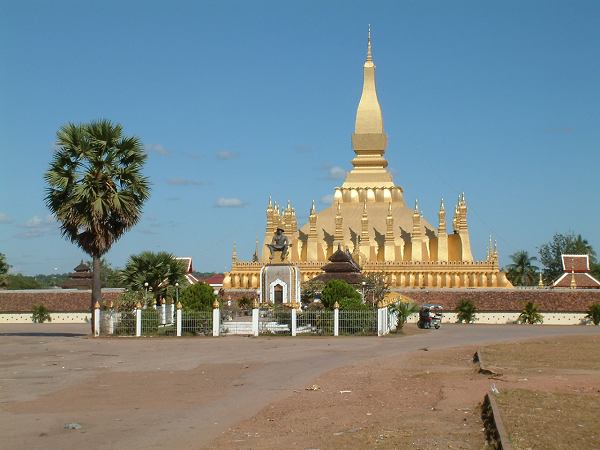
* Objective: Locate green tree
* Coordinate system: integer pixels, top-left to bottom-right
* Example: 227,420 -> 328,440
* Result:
0,253 -> 9,288
4,274 -> 43,290
179,283 -> 216,311
539,233 -> 597,283
301,279 -> 325,303
456,299 -> 477,323
120,251 -> 185,302
585,303 -> 600,326
362,273 -> 389,307
518,301 -> 544,324
320,279 -> 361,309
388,301 -> 419,331
45,120 -> 150,333
32,304 -> 52,323
505,250 -> 539,286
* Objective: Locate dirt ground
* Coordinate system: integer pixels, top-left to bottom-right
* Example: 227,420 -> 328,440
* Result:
1,323 -> 599,450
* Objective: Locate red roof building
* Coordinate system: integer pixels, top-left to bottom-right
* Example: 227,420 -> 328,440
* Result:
176,257 -> 200,284
552,254 -> 600,289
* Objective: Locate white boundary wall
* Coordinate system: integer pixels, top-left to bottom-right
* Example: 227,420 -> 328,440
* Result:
1,312 -> 91,323
404,312 -> 590,325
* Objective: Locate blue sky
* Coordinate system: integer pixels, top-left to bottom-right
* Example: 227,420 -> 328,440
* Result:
1,0 -> 599,275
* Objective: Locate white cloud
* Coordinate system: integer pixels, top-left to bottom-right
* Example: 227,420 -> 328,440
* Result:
320,194 -> 334,204
16,215 -> 58,239
0,212 -> 12,224
327,166 -> 347,180
25,216 -> 43,228
216,150 -> 238,160
215,197 -> 245,208
166,178 -> 203,186
146,144 -> 170,156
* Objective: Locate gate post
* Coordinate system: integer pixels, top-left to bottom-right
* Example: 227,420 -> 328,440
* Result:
176,301 -> 182,337
160,299 -> 167,325
94,302 -> 100,337
252,299 -> 259,337
212,299 -> 220,337
107,301 -> 115,335
334,301 -> 339,336
135,302 -> 142,337
291,305 -> 297,337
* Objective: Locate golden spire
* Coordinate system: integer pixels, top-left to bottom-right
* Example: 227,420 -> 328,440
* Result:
414,198 -> 420,214
310,199 -> 316,215
231,243 -> 237,263
538,272 -> 544,288
570,259 -> 577,289
366,24 -> 373,62
438,198 -> 446,235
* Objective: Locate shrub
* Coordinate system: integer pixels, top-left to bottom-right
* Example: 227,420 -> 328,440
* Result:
586,303 -> 600,325
238,297 -> 253,310
456,299 -> 477,323
180,283 -> 216,311
32,304 -> 51,323
320,279 -> 361,309
518,301 -> 544,324
389,301 -> 419,330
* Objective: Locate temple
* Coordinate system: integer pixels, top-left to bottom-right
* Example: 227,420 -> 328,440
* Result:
223,29 -> 512,290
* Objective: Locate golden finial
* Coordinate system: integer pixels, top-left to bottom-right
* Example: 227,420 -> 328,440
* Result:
94,301 -> 100,309
334,301 -> 340,309
212,299 -> 220,309
176,301 -> 182,310
310,199 -> 316,215
440,197 -> 445,211
538,272 -> 544,288
136,301 -> 142,309
169,297 -> 174,305
252,298 -> 259,309
570,269 -> 577,289
414,198 -> 419,213
366,24 -> 373,62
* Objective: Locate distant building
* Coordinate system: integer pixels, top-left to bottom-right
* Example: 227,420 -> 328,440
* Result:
176,257 -> 200,284
552,254 -> 600,289
61,261 -> 92,290
201,274 -> 225,294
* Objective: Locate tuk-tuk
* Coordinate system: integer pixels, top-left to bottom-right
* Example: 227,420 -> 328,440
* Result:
417,304 -> 443,329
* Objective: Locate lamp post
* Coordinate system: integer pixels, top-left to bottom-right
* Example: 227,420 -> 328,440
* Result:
144,282 -> 149,307
361,281 -> 366,304
175,282 -> 179,304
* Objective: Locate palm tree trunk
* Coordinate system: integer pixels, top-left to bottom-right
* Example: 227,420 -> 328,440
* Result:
91,254 -> 102,334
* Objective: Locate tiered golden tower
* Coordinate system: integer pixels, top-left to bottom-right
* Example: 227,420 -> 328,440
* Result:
223,29 -> 512,290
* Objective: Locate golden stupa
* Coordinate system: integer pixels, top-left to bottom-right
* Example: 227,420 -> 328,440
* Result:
223,29 -> 512,290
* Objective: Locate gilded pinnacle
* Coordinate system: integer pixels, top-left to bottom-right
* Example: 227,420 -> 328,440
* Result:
366,24 -> 373,62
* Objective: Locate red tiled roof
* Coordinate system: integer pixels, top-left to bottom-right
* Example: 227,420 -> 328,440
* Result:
176,257 -> 194,273
553,272 -> 600,289
202,274 -> 225,285
561,254 -> 589,272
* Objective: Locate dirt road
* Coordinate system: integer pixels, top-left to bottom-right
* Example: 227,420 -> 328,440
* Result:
1,323 -> 598,449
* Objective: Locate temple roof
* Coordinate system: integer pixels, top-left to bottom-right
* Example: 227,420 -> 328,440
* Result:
561,254 -> 589,272
74,260 -> 90,272
322,245 -> 362,273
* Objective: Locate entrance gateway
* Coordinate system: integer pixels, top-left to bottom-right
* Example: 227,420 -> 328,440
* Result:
259,263 -> 301,306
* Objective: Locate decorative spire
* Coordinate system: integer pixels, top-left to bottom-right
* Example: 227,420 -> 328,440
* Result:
570,260 -> 577,289
538,272 -> 544,288
268,195 -> 273,209
414,198 -> 420,214
440,197 -> 445,211
252,238 -> 259,262
366,24 -> 373,62
231,243 -> 237,263
310,199 -> 316,215
438,198 -> 447,235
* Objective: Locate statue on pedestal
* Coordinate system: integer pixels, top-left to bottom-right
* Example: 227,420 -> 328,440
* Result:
267,228 -> 289,261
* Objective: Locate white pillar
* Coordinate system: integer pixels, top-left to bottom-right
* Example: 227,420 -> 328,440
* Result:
252,307 -> 259,337
377,306 -> 389,336
334,303 -> 339,336
94,302 -> 100,337
212,303 -> 220,337
135,305 -> 142,337
176,302 -> 182,337
291,307 -> 297,337
160,301 -> 167,325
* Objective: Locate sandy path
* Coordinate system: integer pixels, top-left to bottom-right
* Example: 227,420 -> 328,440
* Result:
1,323 -> 599,449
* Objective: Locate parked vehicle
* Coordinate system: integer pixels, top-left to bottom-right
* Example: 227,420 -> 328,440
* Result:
417,304 -> 443,329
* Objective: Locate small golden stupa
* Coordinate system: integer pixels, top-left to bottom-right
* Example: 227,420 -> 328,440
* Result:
224,28 -> 512,290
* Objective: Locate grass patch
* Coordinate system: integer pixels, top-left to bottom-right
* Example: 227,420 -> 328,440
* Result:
496,389 -> 600,450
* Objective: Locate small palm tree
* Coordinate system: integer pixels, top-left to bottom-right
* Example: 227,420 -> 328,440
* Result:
45,120 -> 150,333
388,301 -> 419,331
120,251 -> 186,303
505,250 -> 539,286
32,304 -> 52,323
456,299 -> 477,323
585,303 -> 600,326
518,301 -> 544,324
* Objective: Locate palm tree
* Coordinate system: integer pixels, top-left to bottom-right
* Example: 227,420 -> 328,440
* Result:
388,301 -> 419,331
456,299 -> 477,323
120,251 -> 186,303
518,301 -> 544,324
45,120 -> 150,333
585,303 -> 600,326
505,250 -> 539,286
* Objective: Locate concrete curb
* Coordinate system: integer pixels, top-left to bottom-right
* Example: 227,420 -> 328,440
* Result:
481,392 -> 513,450
473,349 -> 501,376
